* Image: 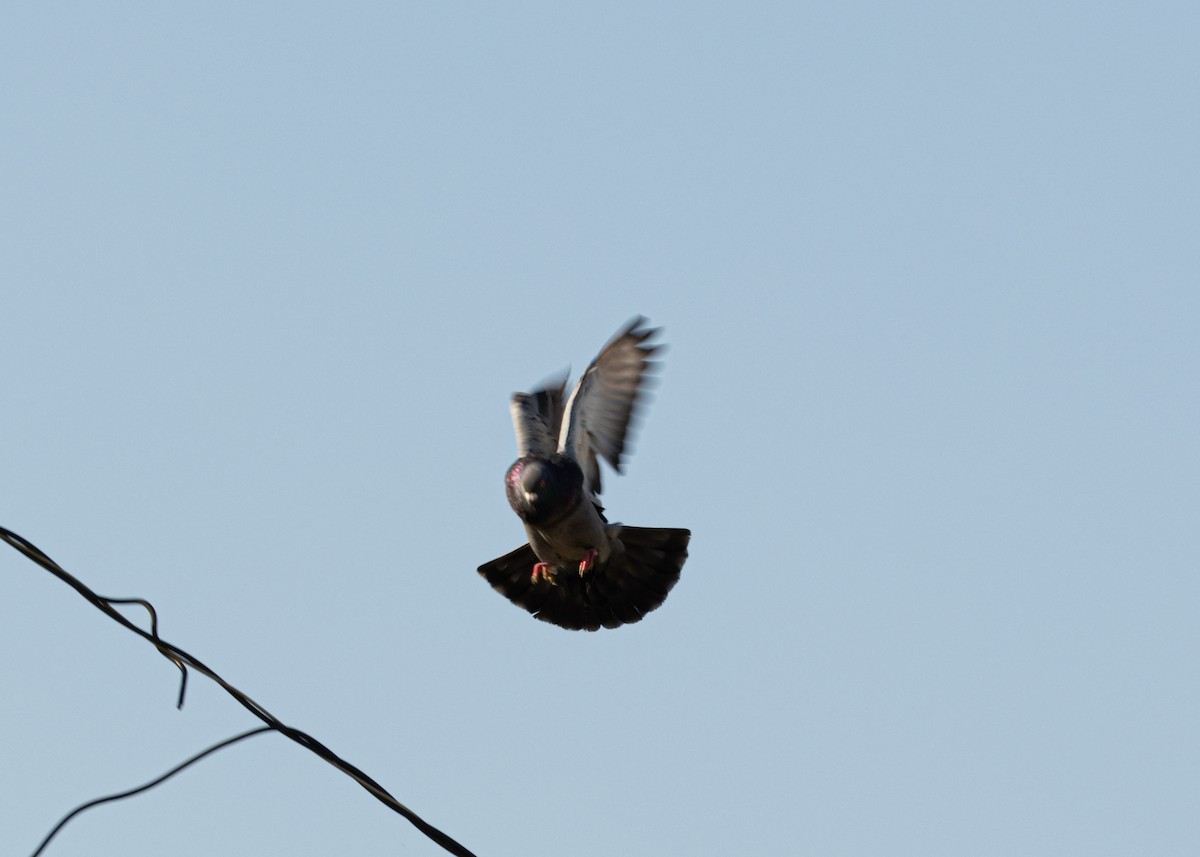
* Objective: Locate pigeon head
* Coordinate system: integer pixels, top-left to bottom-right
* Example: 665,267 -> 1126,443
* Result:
505,454 -> 583,526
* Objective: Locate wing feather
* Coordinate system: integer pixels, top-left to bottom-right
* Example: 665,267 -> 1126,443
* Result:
559,317 -> 662,495
510,373 -> 568,458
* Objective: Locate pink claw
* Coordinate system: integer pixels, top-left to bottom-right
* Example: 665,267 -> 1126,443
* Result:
531,562 -> 555,585
578,548 -> 599,575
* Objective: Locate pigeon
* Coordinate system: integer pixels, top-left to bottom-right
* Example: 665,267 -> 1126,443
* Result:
478,316 -> 690,631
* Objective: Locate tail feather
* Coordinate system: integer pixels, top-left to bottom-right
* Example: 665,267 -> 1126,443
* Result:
477,526 -> 690,631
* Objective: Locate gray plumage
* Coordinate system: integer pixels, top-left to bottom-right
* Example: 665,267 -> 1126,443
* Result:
478,317 -> 690,631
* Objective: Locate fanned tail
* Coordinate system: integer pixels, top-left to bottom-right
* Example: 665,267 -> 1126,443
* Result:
477,526 -> 690,631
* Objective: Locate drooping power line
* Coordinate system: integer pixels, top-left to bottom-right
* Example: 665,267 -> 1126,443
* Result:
30,727 -> 274,856
1,526 -> 478,857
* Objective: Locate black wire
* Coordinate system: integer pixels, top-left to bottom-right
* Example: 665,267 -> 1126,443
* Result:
29,727 -> 274,857
0,526 -> 479,857
100,597 -> 189,708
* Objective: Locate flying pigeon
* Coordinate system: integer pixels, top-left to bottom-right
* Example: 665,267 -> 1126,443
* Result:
478,316 -> 690,631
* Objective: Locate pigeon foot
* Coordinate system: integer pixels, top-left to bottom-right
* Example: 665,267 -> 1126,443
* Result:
578,548 -> 599,576
531,562 -> 558,586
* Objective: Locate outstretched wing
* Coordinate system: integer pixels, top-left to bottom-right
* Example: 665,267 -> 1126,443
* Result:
559,317 -> 661,496
510,373 -> 568,458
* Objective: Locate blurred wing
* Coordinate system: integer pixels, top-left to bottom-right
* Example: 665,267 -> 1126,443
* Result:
510,374 -> 568,457
559,317 -> 661,496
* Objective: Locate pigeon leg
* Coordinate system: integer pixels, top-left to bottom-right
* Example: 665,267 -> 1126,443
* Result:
531,562 -> 558,586
578,548 -> 599,575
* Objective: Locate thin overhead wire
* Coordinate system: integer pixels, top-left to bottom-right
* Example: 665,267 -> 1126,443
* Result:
0,526 -> 478,857
30,727 -> 274,857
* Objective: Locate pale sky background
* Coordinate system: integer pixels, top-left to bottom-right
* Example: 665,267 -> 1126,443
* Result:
2,4 -> 1198,856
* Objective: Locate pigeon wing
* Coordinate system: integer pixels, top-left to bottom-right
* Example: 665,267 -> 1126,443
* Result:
559,317 -> 661,496
510,374 -> 568,457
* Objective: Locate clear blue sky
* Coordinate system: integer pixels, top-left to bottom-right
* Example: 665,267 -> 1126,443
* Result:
2,3 -> 1197,856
